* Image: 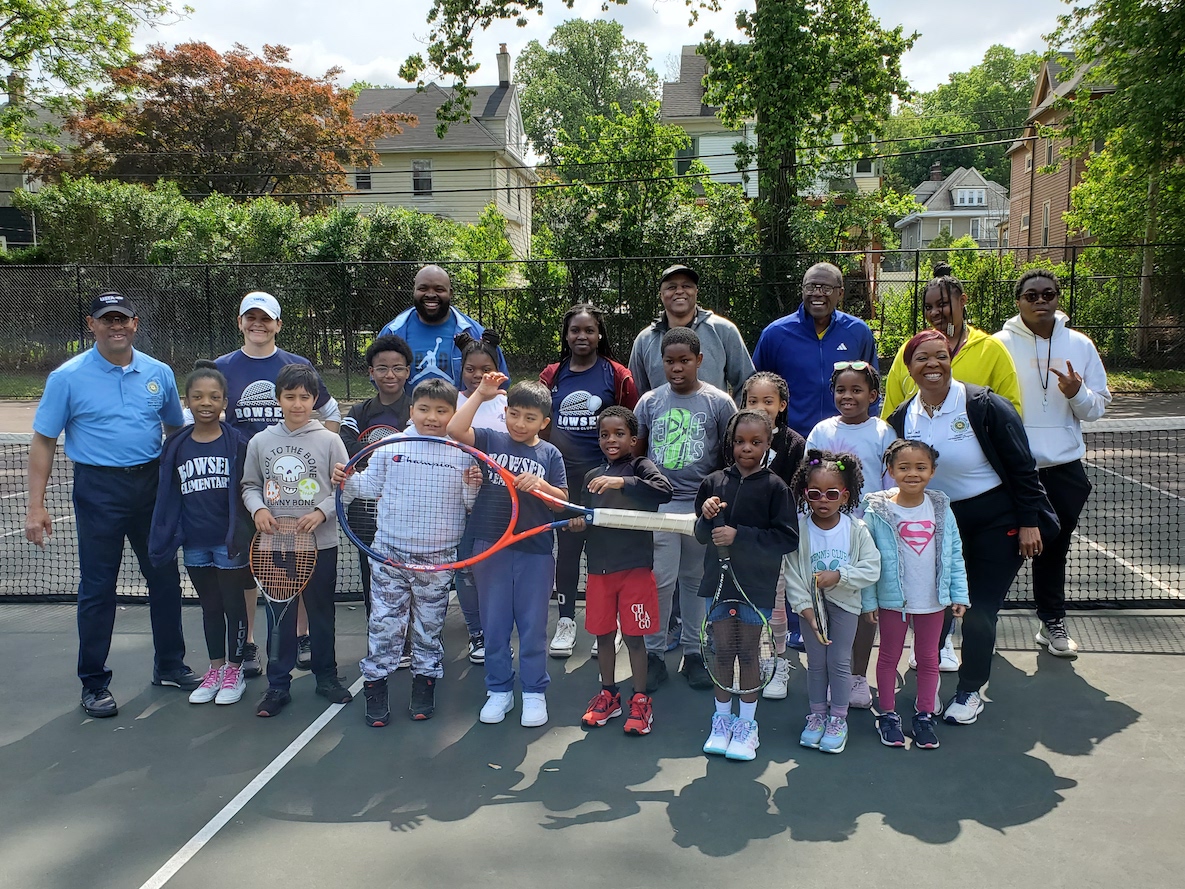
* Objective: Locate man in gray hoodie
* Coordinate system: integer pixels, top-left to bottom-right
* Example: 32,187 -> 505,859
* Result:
628,265 -> 755,398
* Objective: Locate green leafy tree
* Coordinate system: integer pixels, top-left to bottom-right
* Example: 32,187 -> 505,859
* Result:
514,19 -> 659,162
794,187 -> 923,255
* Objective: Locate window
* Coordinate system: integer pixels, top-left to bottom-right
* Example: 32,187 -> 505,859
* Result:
956,188 -> 985,206
1041,201 -> 1051,248
675,137 -> 700,175
412,160 -> 432,195
1002,231 -> 1008,249
939,218 -> 953,236
517,185 -> 522,214
1025,153 -> 1033,173
855,157 -> 873,174
355,169 -> 372,190
1046,139 -> 1055,166
1021,213 -> 1030,231
1092,137 -> 1106,154
970,218 -> 982,240
504,168 -> 511,206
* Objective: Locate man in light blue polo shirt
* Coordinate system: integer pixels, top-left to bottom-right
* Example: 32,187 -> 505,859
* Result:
25,292 -> 198,718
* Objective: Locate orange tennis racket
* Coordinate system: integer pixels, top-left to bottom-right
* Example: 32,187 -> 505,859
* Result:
250,516 -> 318,661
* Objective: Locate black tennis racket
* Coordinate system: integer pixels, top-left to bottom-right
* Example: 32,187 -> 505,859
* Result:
250,516 -> 318,661
358,424 -> 401,445
808,572 -> 832,645
699,516 -> 777,694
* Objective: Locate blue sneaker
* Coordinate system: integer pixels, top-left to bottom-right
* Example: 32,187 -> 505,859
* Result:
877,711 -> 906,747
787,631 -> 807,653
911,712 -> 940,749
799,712 -> 827,748
819,716 -> 848,753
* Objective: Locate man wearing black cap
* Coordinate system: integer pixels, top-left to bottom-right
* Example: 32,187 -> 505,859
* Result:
25,292 -> 197,717
628,264 -> 755,397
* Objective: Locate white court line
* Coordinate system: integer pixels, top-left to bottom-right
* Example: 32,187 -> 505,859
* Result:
1072,531 -> 1182,599
1084,461 -> 1185,504
1,513 -> 75,539
138,676 -> 365,889
0,483 -> 64,501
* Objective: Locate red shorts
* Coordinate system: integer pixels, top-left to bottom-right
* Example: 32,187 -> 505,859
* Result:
585,568 -> 660,637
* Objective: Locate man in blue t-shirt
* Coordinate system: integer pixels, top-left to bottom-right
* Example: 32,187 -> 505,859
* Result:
378,265 -> 509,389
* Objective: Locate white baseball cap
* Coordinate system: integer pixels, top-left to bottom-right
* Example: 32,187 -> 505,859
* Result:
239,291 -> 282,319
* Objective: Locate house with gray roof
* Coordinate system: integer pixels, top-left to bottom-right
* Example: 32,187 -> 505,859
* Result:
347,46 -> 535,257
894,164 -> 1009,250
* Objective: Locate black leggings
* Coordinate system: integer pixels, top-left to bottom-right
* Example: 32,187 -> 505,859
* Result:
187,566 -> 251,663
555,461 -> 598,620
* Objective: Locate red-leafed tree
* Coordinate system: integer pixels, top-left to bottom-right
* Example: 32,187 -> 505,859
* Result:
27,42 -> 413,210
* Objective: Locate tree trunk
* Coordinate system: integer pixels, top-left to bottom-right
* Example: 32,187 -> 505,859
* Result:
1136,166 -> 1159,359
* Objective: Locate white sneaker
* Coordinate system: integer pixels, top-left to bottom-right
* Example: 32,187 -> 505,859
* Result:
942,690 -> 985,725
590,629 -> 622,658
907,641 -> 917,670
479,691 -> 514,724
762,657 -> 790,699
849,675 -> 873,709
939,636 -> 960,672
189,665 -> 223,704
521,692 -> 548,727
725,718 -> 760,761
215,663 -> 246,705
703,712 -> 736,755
549,618 -> 577,658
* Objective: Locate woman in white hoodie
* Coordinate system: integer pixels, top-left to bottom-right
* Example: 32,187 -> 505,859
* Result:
994,269 -> 1111,658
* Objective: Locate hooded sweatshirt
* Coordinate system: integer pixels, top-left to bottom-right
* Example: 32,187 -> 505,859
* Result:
993,312 -> 1111,467
241,419 -> 349,550
629,307 -> 755,397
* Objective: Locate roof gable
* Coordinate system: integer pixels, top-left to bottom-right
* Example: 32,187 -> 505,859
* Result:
660,46 -> 718,120
910,167 -> 1007,211
354,83 -> 520,154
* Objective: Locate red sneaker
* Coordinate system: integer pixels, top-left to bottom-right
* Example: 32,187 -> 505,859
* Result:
581,689 -> 622,727
623,693 -> 653,736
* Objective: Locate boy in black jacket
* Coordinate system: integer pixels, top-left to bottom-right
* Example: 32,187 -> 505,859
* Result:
340,335 -> 415,453
569,406 -> 673,735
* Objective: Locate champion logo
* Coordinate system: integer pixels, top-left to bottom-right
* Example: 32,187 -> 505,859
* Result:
836,343 -> 849,351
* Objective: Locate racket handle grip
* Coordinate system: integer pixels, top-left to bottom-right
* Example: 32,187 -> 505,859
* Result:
589,508 -> 697,536
712,514 -> 730,561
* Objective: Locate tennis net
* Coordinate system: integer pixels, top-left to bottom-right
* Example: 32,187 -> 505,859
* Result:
0,418 -> 1181,606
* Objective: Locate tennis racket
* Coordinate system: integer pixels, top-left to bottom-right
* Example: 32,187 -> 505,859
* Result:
699,515 -> 778,694
809,572 -> 831,645
358,424 -> 401,445
250,516 -> 318,661
335,435 -> 697,572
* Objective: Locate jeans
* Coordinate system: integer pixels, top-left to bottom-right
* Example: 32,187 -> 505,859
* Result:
265,548 -> 339,691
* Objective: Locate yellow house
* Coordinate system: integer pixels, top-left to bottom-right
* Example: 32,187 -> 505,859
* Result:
347,46 -> 536,258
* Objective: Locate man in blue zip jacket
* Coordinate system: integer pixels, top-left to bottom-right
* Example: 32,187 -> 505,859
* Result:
752,263 -> 878,438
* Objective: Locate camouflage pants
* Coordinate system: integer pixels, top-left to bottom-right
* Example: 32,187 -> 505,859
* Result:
361,552 -> 454,681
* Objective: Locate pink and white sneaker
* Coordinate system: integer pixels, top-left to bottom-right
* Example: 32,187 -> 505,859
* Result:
189,665 -> 224,704
216,663 -> 246,705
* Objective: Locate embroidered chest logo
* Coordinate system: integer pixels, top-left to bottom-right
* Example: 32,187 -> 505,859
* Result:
146,380 -> 161,394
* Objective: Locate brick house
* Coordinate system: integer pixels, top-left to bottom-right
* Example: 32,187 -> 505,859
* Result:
1005,54 -> 1114,261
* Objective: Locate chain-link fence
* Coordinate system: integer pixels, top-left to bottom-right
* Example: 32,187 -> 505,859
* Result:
1,245 -> 1182,398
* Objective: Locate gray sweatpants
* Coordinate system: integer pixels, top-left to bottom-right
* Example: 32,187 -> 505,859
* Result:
645,497 -> 707,657
361,552 -> 453,681
801,600 -> 860,719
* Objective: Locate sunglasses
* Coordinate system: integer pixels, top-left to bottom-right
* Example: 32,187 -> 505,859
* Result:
833,360 -> 872,372
805,488 -> 847,502
1020,290 -> 1058,303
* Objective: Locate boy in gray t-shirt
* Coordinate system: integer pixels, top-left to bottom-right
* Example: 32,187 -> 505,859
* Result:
633,328 -> 736,690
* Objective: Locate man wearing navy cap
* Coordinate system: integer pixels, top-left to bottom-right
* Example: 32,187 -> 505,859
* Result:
25,292 -> 197,717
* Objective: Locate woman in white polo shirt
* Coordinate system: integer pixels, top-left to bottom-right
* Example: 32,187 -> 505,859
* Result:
887,329 -> 1057,727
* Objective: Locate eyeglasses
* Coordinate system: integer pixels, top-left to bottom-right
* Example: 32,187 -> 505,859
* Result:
834,360 -> 872,372
94,314 -> 134,327
372,365 -> 410,376
1020,289 -> 1058,303
805,488 -> 847,502
802,283 -> 839,294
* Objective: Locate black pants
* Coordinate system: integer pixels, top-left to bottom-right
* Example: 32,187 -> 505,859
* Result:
187,566 -> 251,663
554,460 -> 597,620
951,487 -> 1025,694
265,547 -> 339,691
1032,460 -> 1092,623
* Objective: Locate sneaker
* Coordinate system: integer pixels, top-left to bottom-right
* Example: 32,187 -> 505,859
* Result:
762,657 -> 790,700
680,653 -> 714,690
787,631 -> 806,653
819,716 -> 848,754
799,713 -> 827,748
623,693 -> 653,736
912,711 -> 940,749
581,689 -> 622,727
397,652 -> 412,670
189,665 -> 224,704
315,676 -> 353,704
152,666 -> 202,691
240,642 -> 263,678
81,687 -> 118,718
409,674 -> 435,720
1036,619 -> 1079,658
256,687 -> 291,717
215,664 -> 246,705
703,712 -> 737,755
521,692 -> 548,727
296,635 -> 312,671
480,690 -> 514,724
363,679 -> 390,727
943,690 -> 985,725
939,636 -> 960,672
592,630 -> 623,657
877,711 -> 906,747
549,617 -> 577,658
644,652 -> 668,694
725,718 -> 760,761
907,642 -> 917,670
468,633 -> 486,665
849,675 -> 873,709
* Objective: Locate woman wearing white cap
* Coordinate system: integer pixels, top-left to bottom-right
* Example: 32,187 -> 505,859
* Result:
211,291 -> 342,677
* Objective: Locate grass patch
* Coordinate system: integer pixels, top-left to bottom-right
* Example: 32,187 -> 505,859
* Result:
1105,369 -> 1185,393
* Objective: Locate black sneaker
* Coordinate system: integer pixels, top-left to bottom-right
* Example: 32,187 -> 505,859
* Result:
409,674 -> 436,720
363,679 -> 390,727
315,676 -> 353,704
644,652 -> 668,694
241,642 -> 263,678
296,635 -> 312,671
680,653 -> 714,690
152,666 -> 202,691
468,633 -> 486,665
911,712 -> 940,749
81,687 -> 118,718
256,687 -> 291,717
877,711 -> 906,747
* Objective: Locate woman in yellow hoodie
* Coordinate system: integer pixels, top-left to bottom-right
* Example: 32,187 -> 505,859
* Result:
880,264 -> 1022,419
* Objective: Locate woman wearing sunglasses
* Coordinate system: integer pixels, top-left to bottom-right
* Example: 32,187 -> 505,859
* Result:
880,263 -> 1023,419
886,329 -> 1058,727
993,270 -> 1110,659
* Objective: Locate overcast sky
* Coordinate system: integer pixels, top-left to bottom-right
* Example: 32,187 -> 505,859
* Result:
139,0 -> 1067,95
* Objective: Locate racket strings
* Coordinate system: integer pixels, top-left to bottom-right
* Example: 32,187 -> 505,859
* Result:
250,517 -> 317,603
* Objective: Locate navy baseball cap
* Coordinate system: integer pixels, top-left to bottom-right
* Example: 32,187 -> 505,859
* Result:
89,292 -> 136,318
659,264 -> 699,285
